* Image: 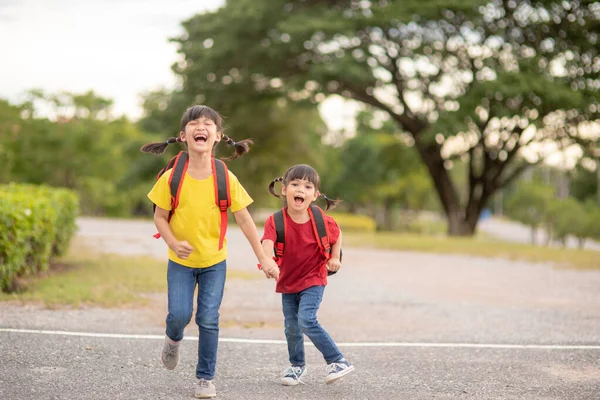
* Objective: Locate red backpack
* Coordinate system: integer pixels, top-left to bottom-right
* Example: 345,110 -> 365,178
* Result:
152,150 -> 231,250
272,205 -> 341,276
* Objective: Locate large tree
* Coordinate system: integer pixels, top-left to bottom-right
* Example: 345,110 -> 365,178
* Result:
174,0 -> 600,235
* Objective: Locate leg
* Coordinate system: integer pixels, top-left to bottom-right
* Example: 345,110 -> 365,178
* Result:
165,260 -> 196,341
282,293 -> 305,366
194,260 -> 227,380
297,285 -> 343,363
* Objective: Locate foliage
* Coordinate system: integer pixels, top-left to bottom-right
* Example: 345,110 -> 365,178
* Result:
569,162 -> 599,203
1,91 -> 153,217
0,184 -> 79,292
504,181 -> 554,244
172,0 -> 600,235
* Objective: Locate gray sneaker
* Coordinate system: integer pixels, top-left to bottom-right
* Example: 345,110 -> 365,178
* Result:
281,365 -> 307,386
195,379 -> 216,398
161,337 -> 180,370
325,358 -> 354,384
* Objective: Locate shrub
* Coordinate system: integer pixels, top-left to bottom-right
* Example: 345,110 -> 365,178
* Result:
0,184 -> 79,292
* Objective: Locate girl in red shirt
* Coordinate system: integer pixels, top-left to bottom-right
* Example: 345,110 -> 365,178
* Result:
261,164 -> 355,386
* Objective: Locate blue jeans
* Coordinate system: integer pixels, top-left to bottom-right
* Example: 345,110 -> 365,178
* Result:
165,259 -> 226,380
281,285 -> 343,366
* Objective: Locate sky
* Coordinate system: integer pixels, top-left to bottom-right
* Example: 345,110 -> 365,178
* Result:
0,0 -> 222,119
0,0 -> 355,131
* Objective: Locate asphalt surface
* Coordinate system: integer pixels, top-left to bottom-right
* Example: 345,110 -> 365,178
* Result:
1,217 -> 599,400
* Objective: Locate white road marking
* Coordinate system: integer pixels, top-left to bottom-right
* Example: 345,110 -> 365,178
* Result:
1,328 -> 599,350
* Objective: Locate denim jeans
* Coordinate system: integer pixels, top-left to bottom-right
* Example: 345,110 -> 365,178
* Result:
165,259 -> 226,380
281,285 -> 343,366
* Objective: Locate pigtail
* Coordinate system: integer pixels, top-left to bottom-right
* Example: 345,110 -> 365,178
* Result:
220,134 -> 254,160
321,194 -> 342,211
268,177 -> 284,199
140,137 -> 181,155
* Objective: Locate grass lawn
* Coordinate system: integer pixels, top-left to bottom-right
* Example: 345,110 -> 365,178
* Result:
343,231 -> 600,270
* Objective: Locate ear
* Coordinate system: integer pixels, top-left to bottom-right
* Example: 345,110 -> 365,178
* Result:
281,184 -> 286,196
179,130 -> 186,142
215,130 -> 222,143
313,190 -> 320,202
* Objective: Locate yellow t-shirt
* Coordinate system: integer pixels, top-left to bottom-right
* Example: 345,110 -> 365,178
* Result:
147,167 -> 253,268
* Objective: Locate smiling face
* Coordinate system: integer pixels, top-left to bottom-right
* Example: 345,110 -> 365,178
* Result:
180,116 -> 221,154
282,177 -> 320,212
178,105 -> 224,155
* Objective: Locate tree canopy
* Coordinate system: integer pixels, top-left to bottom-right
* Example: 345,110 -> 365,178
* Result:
172,0 -> 600,235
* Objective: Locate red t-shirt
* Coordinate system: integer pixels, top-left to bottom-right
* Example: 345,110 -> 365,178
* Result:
261,210 -> 340,294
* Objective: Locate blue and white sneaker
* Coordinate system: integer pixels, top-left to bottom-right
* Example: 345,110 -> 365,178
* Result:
325,358 -> 354,384
281,365 -> 307,386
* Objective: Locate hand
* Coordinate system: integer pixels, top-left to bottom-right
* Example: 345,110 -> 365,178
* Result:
326,257 -> 341,273
260,258 -> 280,280
171,240 -> 194,260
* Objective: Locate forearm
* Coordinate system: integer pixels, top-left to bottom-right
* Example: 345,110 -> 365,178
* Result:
262,241 -> 274,259
154,215 -> 178,249
331,231 -> 342,259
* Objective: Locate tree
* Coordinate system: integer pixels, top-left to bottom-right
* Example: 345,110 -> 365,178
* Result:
330,111 -> 437,229
173,0 -> 600,235
5,90 -> 152,216
505,181 -> 554,245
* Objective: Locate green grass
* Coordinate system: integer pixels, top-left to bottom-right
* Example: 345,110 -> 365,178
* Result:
0,239 -> 260,308
343,231 -> 600,270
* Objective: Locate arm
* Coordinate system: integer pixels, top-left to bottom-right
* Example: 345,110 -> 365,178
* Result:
327,230 -> 342,272
154,206 -> 193,259
262,239 -> 275,259
233,207 -> 280,280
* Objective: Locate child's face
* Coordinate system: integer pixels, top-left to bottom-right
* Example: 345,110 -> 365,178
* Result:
282,178 -> 319,212
180,116 -> 221,153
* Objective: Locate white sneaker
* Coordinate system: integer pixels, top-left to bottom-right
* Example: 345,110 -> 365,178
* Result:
195,379 -> 216,398
281,365 -> 307,386
325,358 -> 354,384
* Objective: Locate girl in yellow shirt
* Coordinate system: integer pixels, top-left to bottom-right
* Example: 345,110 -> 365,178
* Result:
143,105 -> 279,399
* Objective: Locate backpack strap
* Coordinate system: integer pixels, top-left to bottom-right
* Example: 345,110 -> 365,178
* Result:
272,209 -> 286,264
153,151 -> 188,239
308,204 -> 331,259
169,151 -> 189,211
212,157 -> 231,250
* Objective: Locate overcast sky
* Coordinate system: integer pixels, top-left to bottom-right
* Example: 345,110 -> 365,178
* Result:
0,0 -> 223,119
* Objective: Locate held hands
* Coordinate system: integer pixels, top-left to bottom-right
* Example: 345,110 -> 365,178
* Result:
327,257 -> 341,273
260,258 -> 280,281
170,240 -> 194,260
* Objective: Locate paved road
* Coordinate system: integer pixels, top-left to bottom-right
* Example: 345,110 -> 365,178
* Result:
1,217 -> 599,400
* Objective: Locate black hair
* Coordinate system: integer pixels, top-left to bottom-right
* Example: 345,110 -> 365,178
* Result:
140,104 -> 253,160
268,164 -> 342,211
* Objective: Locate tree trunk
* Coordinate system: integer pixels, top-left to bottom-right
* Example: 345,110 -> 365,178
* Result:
413,140 -> 482,236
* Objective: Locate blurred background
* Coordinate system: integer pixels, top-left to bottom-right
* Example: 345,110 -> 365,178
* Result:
1,0 -> 599,243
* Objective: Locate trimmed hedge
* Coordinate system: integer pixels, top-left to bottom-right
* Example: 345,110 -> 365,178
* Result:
0,183 -> 79,292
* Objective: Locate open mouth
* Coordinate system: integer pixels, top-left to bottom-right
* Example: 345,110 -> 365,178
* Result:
294,196 -> 304,205
193,134 -> 208,142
